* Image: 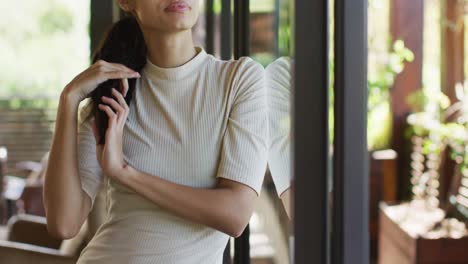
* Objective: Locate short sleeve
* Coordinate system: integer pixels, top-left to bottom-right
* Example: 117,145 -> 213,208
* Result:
77,116 -> 103,210
215,57 -> 268,196
266,57 -> 292,197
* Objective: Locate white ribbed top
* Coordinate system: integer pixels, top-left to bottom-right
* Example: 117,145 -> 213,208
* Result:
76,46 -> 268,264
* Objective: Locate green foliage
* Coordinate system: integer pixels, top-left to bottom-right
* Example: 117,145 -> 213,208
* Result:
250,0 -> 275,12
407,82 -> 468,176
0,99 -> 58,110
213,0 -> 222,14
445,82 -> 468,175
213,0 -> 275,14
40,4 -> 74,34
0,0 -> 90,100
328,38 -> 411,150
367,40 -> 414,150
277,0 -> 292,57
368,40 -> 414,112
406,89 -> 451,114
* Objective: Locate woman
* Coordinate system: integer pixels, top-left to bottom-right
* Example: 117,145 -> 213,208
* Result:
43,0 -> 268,263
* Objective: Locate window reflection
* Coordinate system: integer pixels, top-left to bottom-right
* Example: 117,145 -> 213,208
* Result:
248,0 -> 294,263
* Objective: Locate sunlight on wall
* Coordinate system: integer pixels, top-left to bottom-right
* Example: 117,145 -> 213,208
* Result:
422,0 -> 441,93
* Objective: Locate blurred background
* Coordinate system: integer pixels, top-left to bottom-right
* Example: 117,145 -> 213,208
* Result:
0,0 -> 467,263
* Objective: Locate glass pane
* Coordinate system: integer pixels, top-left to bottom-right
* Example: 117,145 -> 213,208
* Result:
0,0 -> 91,224
0,0 -> 90,100
250,0 -> 293,263
0,0 -> 90,170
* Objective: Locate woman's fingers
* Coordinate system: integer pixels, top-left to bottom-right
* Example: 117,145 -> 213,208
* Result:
92,59 -> 136,73
121,78 -> 129,97
108,62 -> 136,73
98,104 -> 116,125
111,88 -> 129,126
101,71 -> 140,81
88,60 -> 138,84
101,88 -> 129,127
101,95 -> 124,116
64,58 -> 139,103
80,68 -> 137,86
111,88 -> 128,111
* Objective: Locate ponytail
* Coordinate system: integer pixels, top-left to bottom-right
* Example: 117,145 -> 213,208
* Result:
85,16 -> 147,145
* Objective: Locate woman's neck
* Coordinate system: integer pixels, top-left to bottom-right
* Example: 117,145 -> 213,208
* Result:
142,29 -> 197,69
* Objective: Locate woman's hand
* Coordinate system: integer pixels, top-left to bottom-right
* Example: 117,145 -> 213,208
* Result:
91,87 -> 130,180
62,59 -> 140,104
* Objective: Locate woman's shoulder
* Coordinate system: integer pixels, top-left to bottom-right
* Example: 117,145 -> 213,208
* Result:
235,56 -> 264,75
207,55 -> 264,80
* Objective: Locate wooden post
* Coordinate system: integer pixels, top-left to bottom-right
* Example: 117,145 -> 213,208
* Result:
389,0 -> 424,200
441,0 -> 465,104
440,0 -> 465,208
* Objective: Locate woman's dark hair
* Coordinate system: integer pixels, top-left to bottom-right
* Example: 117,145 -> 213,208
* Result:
82,16 -> 147,144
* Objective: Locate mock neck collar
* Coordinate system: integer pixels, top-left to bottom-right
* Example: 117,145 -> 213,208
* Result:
142,46 -> 207,81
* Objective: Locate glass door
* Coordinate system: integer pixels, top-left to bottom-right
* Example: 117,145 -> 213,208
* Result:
249,0 -> 294,263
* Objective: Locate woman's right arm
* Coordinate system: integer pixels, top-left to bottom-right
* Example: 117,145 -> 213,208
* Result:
43,60 -> 140,239
43,92 -> 89,239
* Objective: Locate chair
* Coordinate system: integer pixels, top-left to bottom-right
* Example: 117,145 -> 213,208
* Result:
0,150 -> 107,263
3,152 -> 49,219
0,187 -> 107,264
0,214 -> 85,264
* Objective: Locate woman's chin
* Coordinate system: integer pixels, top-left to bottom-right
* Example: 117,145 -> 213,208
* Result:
143,22 -> 192,33
141,15 -> 197,33
167,20 -> 196,32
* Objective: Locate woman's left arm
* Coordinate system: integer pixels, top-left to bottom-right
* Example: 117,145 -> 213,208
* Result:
117,166 -> 257,238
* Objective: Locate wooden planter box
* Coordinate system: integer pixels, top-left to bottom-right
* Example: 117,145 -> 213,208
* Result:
369,150 -> 398,261
378,201 -> 468,264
